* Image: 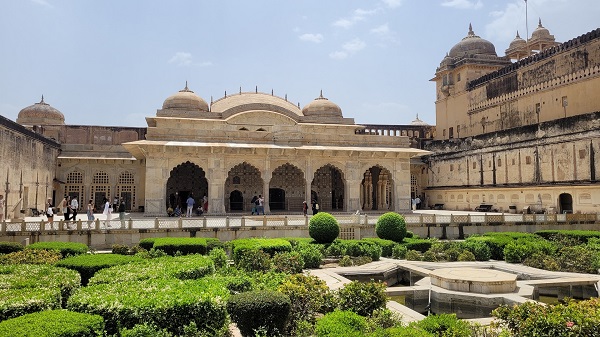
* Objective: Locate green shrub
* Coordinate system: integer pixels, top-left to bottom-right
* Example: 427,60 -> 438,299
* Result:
462,240 -> 491,261
0,264 -> 81,309
295,242 -> 323,269
68,278 -> 229,336
337,280 -> 387,317
338,255 -> 353,267
278,274 -> 335,335
230,238 -> 292,262
56,253 -> 141,285
523,252 -> 559,271
503,242 -> 528,263
88,255 -> 215,285
467,234 -> 514,260
392,245 -> 407,259
120,323 -> 173,337
111,244 -> 131,255
413,314 -> 471,337
325,240 -> 348,257
273,251 -> 305,274
353,256 -> 373,266
209,247 -> 229,269
205,237 -> 224,252
493,298 -> 600,337
0,248 -> 62,265
376,212 -> 407,242
227,290 -> 291,337
315,310 -> 368,337
371,326 -> 434,336
152,237 -> 208,256
0,241 -> 24,254
0,287 -> 61,321
405,250 -> 421,261
535,230 -> 600,244
138,238 -> 156,250
0,309 -> 104,337
27,241 -> 88,257
236,249 -> 272,272
457,250 -> 475,261
443,247 -> 462,262
346,240 -> 382,261
402,238 -> 435,252
363,238 -> 397,257
556,245 -> 599,274
422,250 -> 438,262
309,212 -> 340,244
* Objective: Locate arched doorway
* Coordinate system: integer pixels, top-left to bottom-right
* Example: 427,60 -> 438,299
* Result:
361,166 -> 393,211
559,193 -> 573,214
311,164 -> 345,211
166,161 -> 208,212
270,163 -> 305,212
229,190 -> 244,211
225,162 -> 263,213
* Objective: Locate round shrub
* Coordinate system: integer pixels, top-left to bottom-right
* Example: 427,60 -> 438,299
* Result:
457,250 -> 475,261
337,280 -> 387,317
309,213 -> 340,244
414,313 -> 471,337
422,250 -> 438,262
227,290 -> 291,337
375,212 -> 407,242
315,310 -> 368,337
0,309 -> 104,337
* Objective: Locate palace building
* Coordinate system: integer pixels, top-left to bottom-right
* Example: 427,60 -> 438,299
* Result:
1,22 -> 599,219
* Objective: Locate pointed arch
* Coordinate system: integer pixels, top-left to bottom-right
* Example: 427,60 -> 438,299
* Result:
311,164 -> 345,211
225,162 -> 263,212
270,163 -> 305,212
166,161 -> 208,212
361,165 -> 394,211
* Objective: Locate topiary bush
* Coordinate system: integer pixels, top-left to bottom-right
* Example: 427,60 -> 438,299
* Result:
462,240 -> 491,261
27,241 -> 88,257
227,290 -> 291,337
309,212 -> 340,244
0,248 -> 62,265
208,247 -> 229,269
375,212 -> 407,242
337,280 -> 387,317
294,242 -> 323,269
315,310 -> 368,337
392,245 -> 408,259
56,253 -> 141,286
0,309 -> 104,337
0,241 -> 23,254
152,237 -> 208,256
362,238 -> 397,257
138,238 -> 156,251
412,313 -> 471,337
236,249 -> 272,272
273,251 -> 305,274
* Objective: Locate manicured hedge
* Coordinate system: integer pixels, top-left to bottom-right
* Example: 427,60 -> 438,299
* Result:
362,238 -> 397,257
0,241 -> 24,254
88,254 -> 215,285
309,212 -> 340,244
535,230 -> 600,243
0,249 -> 62,265
0,287 -> 61,321
0,264 -> 81,309
27,241 -> 88,257
152,237 -> 208,255
55,253 -> 141,285
67,278 -> 230,335
0,309 -> 104,337
315,310 -> 368,337
325,240 -> 382,261
229,238 -> 292,263
138,238 -> 156,250
402,238 -> 435,253
227,290 -> 291,337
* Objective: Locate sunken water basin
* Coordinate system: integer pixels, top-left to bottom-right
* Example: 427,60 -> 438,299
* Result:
429,268 -> 517,294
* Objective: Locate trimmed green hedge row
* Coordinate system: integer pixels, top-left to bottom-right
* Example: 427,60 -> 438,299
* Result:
0,241 -> 24,254
27,241 -> 88,257
229,238 -> 292,263
227,290 -> 291,336
152,237 -> 208,255
67,278 -> 230,335
0,287 -> 61,321
0,309 -> 104,337
88,254 -> 215,285
56,253 -> 141,285
325,240 -> 382,261
535,230 -> 600,243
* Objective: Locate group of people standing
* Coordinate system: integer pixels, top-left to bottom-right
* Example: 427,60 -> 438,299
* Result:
171,194 -> 208,217
45,195 -> 127,229
102,197 -> 127,228
250,195 -> 265,215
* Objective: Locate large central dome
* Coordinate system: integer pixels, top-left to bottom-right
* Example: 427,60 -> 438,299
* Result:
448,24 -> 497,58
162,83 -> 209,111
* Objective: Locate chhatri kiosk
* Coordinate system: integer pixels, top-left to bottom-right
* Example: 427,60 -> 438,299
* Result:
122,85 -> 427,215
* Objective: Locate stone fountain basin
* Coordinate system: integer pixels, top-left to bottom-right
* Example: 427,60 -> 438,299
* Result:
430,268 -> 517,294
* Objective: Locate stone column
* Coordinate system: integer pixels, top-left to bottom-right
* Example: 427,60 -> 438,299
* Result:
394,158 -> 412,212
262,170 -> 272,214
207,157 -> 226,214
144,157 -> 168,215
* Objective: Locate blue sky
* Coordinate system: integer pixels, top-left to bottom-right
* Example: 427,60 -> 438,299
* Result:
1,0 -> 598,127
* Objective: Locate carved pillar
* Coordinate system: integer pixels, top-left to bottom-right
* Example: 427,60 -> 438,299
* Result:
262,170 -> 272,214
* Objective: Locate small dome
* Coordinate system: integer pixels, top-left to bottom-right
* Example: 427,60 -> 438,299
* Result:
410,114 -> 429,126
531,18 -> 551,41
162,83 -> 208,111
508,31 -> 527,50
16,96 -> 65,125
448,24 -> 497,58
301,91 -> 342,118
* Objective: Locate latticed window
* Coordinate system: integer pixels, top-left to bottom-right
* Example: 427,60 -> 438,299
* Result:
93,171 -> 110,184
411,174 -> 418,197
66,171 -> 83,184
118,171 -> 134,184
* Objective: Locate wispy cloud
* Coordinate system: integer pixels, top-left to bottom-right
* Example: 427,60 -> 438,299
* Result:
329,38 -> 366,59
31,0 -> 52,8
371,23 -> 390,35
381,0 -> 403,8
332,8 -> 379,29
370,23 -> 398,45
168,52 -> 212,67
299,33 -> 324,43
441,0 -> 483,9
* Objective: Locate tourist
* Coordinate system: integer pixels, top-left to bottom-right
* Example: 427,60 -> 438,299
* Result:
118,199 -> 126,228
86,199 -> 95,221
257,195 -> 265,215
113,196 -> 119,213
411,198 -> 417,211
103,198 -> 112,228
302,201 -> 308,216
0,195 -> 3,222
70,196 -> 79,224
311,200 -> 318,215
174,205 -> 182,217
202,195 -> 208,214
186,194 -> 195,217
60,195 -> 70,222
46,200 -> 54,230
250,195 -> 258,215
196,205 -> 204,216
415,196 -> 421,210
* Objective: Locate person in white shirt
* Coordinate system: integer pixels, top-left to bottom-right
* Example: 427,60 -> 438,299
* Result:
70,196 -> 79,224
103,198 -> 112,228
46,201 -> 54,230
